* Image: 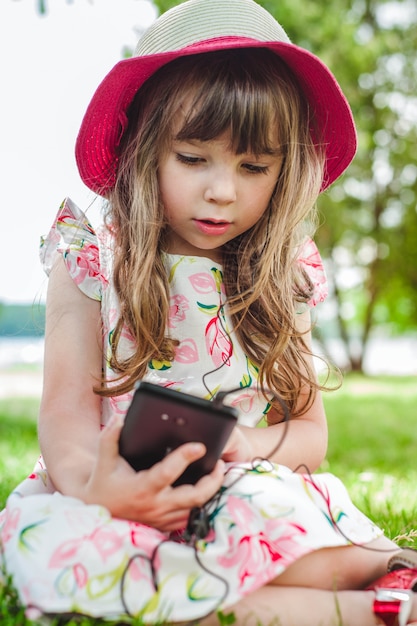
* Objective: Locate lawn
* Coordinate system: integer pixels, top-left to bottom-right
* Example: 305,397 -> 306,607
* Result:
324,375 -> 417,542
0,374 -> 416,625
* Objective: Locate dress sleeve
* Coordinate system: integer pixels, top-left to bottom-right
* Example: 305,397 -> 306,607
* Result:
39,197 -> 107,301
297,238 -> 328,307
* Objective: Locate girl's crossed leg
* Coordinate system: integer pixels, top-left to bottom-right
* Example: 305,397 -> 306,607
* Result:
197,538 -> 414,626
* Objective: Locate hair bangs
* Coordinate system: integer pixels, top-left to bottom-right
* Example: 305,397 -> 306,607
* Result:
174,50 -> 284,156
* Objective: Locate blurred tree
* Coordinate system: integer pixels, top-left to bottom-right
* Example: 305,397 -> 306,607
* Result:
0,303 -> 45,336
18,0 -> 417,372
153,0 -> 417,372
16,0 -> 77,15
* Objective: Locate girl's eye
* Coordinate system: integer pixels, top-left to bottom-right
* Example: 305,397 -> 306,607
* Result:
175,153 -> 203,166
242,163 -> 270,175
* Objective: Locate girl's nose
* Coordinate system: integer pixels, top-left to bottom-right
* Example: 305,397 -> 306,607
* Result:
203,169 -> 237,205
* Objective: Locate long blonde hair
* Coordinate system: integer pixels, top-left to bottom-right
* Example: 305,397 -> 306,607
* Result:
101,48 -> 326,421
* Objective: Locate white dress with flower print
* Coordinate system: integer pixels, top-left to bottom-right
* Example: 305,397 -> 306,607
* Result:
0,198 -> 382,623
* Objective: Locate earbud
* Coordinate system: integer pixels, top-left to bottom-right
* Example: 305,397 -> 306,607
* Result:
186,507 -> 211,540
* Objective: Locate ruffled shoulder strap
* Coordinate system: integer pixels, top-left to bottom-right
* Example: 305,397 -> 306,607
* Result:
296,238 -> 328,307
40,197 -> 108,301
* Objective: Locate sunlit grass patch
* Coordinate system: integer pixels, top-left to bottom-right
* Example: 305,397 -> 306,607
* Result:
1,376 -> 416,624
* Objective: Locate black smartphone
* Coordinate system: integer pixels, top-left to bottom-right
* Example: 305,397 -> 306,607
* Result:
119,381 -> 238,486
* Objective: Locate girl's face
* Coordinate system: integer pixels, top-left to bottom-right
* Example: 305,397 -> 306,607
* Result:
159,132 -> 283,262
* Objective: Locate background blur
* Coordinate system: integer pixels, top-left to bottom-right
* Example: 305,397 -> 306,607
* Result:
1,0 -> 416,384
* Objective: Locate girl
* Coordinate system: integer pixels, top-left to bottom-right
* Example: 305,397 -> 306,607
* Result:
1,0 -> 417,624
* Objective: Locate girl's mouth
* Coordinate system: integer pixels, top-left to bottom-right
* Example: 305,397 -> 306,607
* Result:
193,219 -> 232,236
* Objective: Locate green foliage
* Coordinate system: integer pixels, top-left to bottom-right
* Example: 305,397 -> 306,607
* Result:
151,0 -> 182,13
18,0 -> 417,364
20,0 -> 417,364
217,610 -> 237,625
0,573 -> 30,626
270,0 -> 417,364
0,303 -> 45,337
151,0 -> 417,372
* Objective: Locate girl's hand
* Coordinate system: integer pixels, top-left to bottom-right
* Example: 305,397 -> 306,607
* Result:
82,415 -> 225,532
221,425 -> 253,463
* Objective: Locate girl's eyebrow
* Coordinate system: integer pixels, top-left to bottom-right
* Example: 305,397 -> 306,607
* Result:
261,147 -> 284,157
172,137 -> 202,146
240,147 -> 284,158
173,137 -> 283,157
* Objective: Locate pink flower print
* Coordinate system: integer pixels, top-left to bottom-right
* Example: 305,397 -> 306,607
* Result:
57,200 -> 95,237
227,495 -> 258,532
188,272 -> 217,294
49,537 -> 85,568
89,526 -> 125,561
301,473 -> 341,525
297,239 -> 328,306
73,563 -> 88,588
220,525 -> 307,592
27,455 -> 47,481
49,525 -> 124,568
168,294 -> 190,329
108,394 -> 131,420
1,506 -> 21,544
128,523 -> 167,581
123,552 -> 157,586
63,242 -> 107,291
218,496 -> 308,592
230,391 -> 257,415
297,238 -> 321,270
205,316 -> 233,368
175,338 -> 199,364
64,506 -> 110,536
309,278 -> 328,307
129,522 -> 166,553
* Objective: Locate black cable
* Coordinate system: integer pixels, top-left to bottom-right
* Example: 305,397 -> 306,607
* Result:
119,293 -> 400,625
201,298 -> 234,399
293,462 -> 403,555
120,551 -> 155,617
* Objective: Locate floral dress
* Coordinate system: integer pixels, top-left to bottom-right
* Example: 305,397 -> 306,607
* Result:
0,198 -> 382,623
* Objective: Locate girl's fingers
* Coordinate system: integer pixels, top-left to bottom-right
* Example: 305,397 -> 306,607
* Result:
178,459 -> 225,505
93,430 -> 224,526
146,442 -> 207,489
143,444 -> 224,507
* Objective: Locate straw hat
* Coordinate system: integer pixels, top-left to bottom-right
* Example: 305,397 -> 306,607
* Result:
75,0 -> 356,195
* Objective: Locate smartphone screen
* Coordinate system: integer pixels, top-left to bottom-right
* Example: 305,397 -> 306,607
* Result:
119,381 -> 238,485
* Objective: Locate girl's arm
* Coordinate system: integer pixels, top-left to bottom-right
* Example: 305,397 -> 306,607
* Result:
222,308 -> 328,472
38,257 -> 224,530
38,256 -> 104,491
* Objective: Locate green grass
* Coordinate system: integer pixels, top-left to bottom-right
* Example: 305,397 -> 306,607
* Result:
0,375 -> 417,625
323,375 -> 417,543
0,397 -> 40,507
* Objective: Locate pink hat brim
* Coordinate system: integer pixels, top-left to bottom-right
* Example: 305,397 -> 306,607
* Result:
75,36 -> 356,195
